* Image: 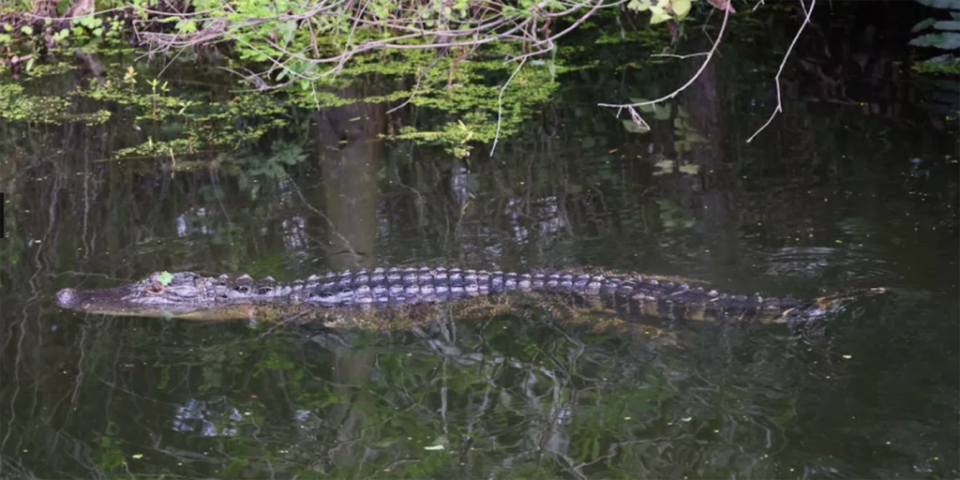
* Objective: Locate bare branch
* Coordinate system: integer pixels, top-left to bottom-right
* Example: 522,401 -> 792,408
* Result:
746,0 -> 816,143
133,0 -> 622,92
597,4 -> 731,111
386,53 -> 445,114
650,52 -> 709,59
490,57 -> 527,157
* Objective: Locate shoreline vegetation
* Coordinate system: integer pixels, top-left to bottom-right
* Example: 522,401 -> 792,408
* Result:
0,0 -> 955,159
0,0 -> 790,148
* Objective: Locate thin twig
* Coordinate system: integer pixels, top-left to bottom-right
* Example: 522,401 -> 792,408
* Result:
746,0 -> 816,143
597,4 -> 730,111
490,56 -> 527,157
386,53 -> 444,114
650,52 -> 709,59
135,0 -> 614,91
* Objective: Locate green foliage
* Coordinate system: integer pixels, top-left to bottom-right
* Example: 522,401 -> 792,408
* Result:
0,83 -> 111,125
911,0 -> 960,73
912,30 -> 960,50
0,0 -> 683,155
73,14 -> 105,37
82,72 -> 286,157
628,0 -> 694,24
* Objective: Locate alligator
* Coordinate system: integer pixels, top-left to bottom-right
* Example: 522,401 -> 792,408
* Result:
54,268 -> 885,329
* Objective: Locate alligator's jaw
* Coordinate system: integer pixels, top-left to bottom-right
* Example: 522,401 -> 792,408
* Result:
55,271 -> 216,319
56,286 -> 200,318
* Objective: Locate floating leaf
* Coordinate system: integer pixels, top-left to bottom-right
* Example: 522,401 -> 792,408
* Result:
157,271 -> 174,286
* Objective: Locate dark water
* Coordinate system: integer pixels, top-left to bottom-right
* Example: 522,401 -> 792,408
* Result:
2,6 -> 958,479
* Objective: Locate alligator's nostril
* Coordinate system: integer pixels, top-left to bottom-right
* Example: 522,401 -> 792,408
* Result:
56,288 -> 78,307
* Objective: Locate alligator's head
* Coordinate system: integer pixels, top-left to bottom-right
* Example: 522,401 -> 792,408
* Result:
55,271 -> 215,319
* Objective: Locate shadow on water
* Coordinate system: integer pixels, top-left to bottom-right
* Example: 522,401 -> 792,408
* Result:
1,3 -> 958,478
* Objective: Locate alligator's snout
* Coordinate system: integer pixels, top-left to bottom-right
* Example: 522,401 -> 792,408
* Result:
56,288 -> 79,308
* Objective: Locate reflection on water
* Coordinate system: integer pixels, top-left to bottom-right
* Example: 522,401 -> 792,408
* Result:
1,6 -> 958,479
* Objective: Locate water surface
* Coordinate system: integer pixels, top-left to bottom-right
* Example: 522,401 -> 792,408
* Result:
1,5 -> 958,478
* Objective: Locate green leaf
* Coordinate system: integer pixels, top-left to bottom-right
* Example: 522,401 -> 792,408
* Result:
649,6 -> 672,24
910,31 -> 960,49
934,20 -> 960,31
627,0 -> 648,11
912,17 -> 936,33
622,119 -> 650,134
925,52 -> 960,63
157,271 -> 174,286
672,0 -> 692,20
654,104 -> 672,120
20,26 -> 33,35
177,20 -> 197,34
915,0 -> 960,9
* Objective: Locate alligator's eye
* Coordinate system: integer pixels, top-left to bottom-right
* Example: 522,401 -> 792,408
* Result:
147,282 -> 164,293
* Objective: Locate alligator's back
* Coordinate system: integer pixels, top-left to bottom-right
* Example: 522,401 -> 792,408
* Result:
54,267 -> 884,325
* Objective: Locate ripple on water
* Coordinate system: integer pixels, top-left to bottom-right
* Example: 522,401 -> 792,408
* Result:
761,246 -> 895,283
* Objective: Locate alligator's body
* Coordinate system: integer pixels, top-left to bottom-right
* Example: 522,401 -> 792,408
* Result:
54,267 -> 883,328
